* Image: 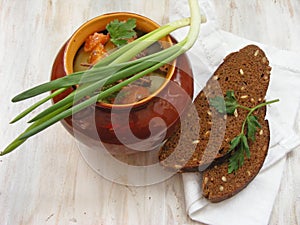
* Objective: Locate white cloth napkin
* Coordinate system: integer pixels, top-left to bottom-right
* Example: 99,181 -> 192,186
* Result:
170,1 -> 300,225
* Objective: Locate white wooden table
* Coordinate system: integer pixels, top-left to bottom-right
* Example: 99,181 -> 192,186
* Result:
0,0 -> 299,224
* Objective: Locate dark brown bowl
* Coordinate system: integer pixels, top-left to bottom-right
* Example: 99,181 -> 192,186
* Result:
51,12 -> 193,161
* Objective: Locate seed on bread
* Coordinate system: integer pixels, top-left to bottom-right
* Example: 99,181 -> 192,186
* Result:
263,145 -> 268,152
204,177 -> 209,185
174,165 -> 182,169
219,186 -> 224,192
263,75 -> 269,81
262,57 -> 267,64
213,75 -> 219,80
234,109 -> 238,117
239,69 -> 244,75
204,131 -> 210,137
192,140 -> 200,144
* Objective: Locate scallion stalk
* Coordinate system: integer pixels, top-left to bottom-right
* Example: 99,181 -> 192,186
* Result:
10,88 -> 68,123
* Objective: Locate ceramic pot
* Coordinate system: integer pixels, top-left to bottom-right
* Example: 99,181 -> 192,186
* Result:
51,12 -> 193,161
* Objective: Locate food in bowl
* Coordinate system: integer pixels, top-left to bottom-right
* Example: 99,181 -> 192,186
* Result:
73,18 -> 171,105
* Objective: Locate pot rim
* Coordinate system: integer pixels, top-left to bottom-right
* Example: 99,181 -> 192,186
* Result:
63,12 -> 177,110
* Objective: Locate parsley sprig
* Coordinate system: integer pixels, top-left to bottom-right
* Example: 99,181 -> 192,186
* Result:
106,18 -> 137,48
210,90 -> 279,173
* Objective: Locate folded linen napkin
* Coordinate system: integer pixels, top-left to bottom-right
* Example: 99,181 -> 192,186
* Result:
170,1 -> 300,225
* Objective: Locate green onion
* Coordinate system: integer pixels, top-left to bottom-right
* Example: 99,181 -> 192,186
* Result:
29,45 -> 182,123
10,88 -> 67,123
3,103 -> 72,155
93,17 -> 192,67
19,44 -> 187,140
1,0 -> 205,156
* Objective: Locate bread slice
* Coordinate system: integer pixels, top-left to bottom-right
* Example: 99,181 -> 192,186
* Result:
159,45 -> 271,172
159,44 -> 271,173
159,44 -> 272,202
202,117 -> 270,202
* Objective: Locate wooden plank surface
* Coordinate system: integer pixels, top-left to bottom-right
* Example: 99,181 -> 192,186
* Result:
0,0 -> 299,224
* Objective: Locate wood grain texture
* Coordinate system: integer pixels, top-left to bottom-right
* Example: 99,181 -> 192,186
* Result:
0,0 -> 299,225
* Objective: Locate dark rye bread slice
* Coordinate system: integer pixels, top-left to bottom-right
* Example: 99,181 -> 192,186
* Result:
202,116 -> 270,202
158,45 -> 271,172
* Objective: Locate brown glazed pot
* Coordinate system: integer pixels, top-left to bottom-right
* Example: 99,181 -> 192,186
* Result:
51,12 -> 193,157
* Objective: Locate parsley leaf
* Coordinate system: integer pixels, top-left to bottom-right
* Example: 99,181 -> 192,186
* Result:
246,115 -> 261,141
209,90 -> 279,173
228,135 -> 242,152
228,134 -> 250,173
209,90 -> 238,114
106,18 -> 137,48
209,96 -> 226,113
224,90 -> 239,114
228,147 -> 243,174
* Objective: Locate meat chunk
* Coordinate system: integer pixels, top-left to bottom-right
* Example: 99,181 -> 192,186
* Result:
114,85 -> 150,104
84,32 -> 109,52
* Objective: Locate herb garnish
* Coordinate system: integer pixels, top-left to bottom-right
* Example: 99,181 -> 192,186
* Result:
210,90 -> 279,173
106,18 -> 137,48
